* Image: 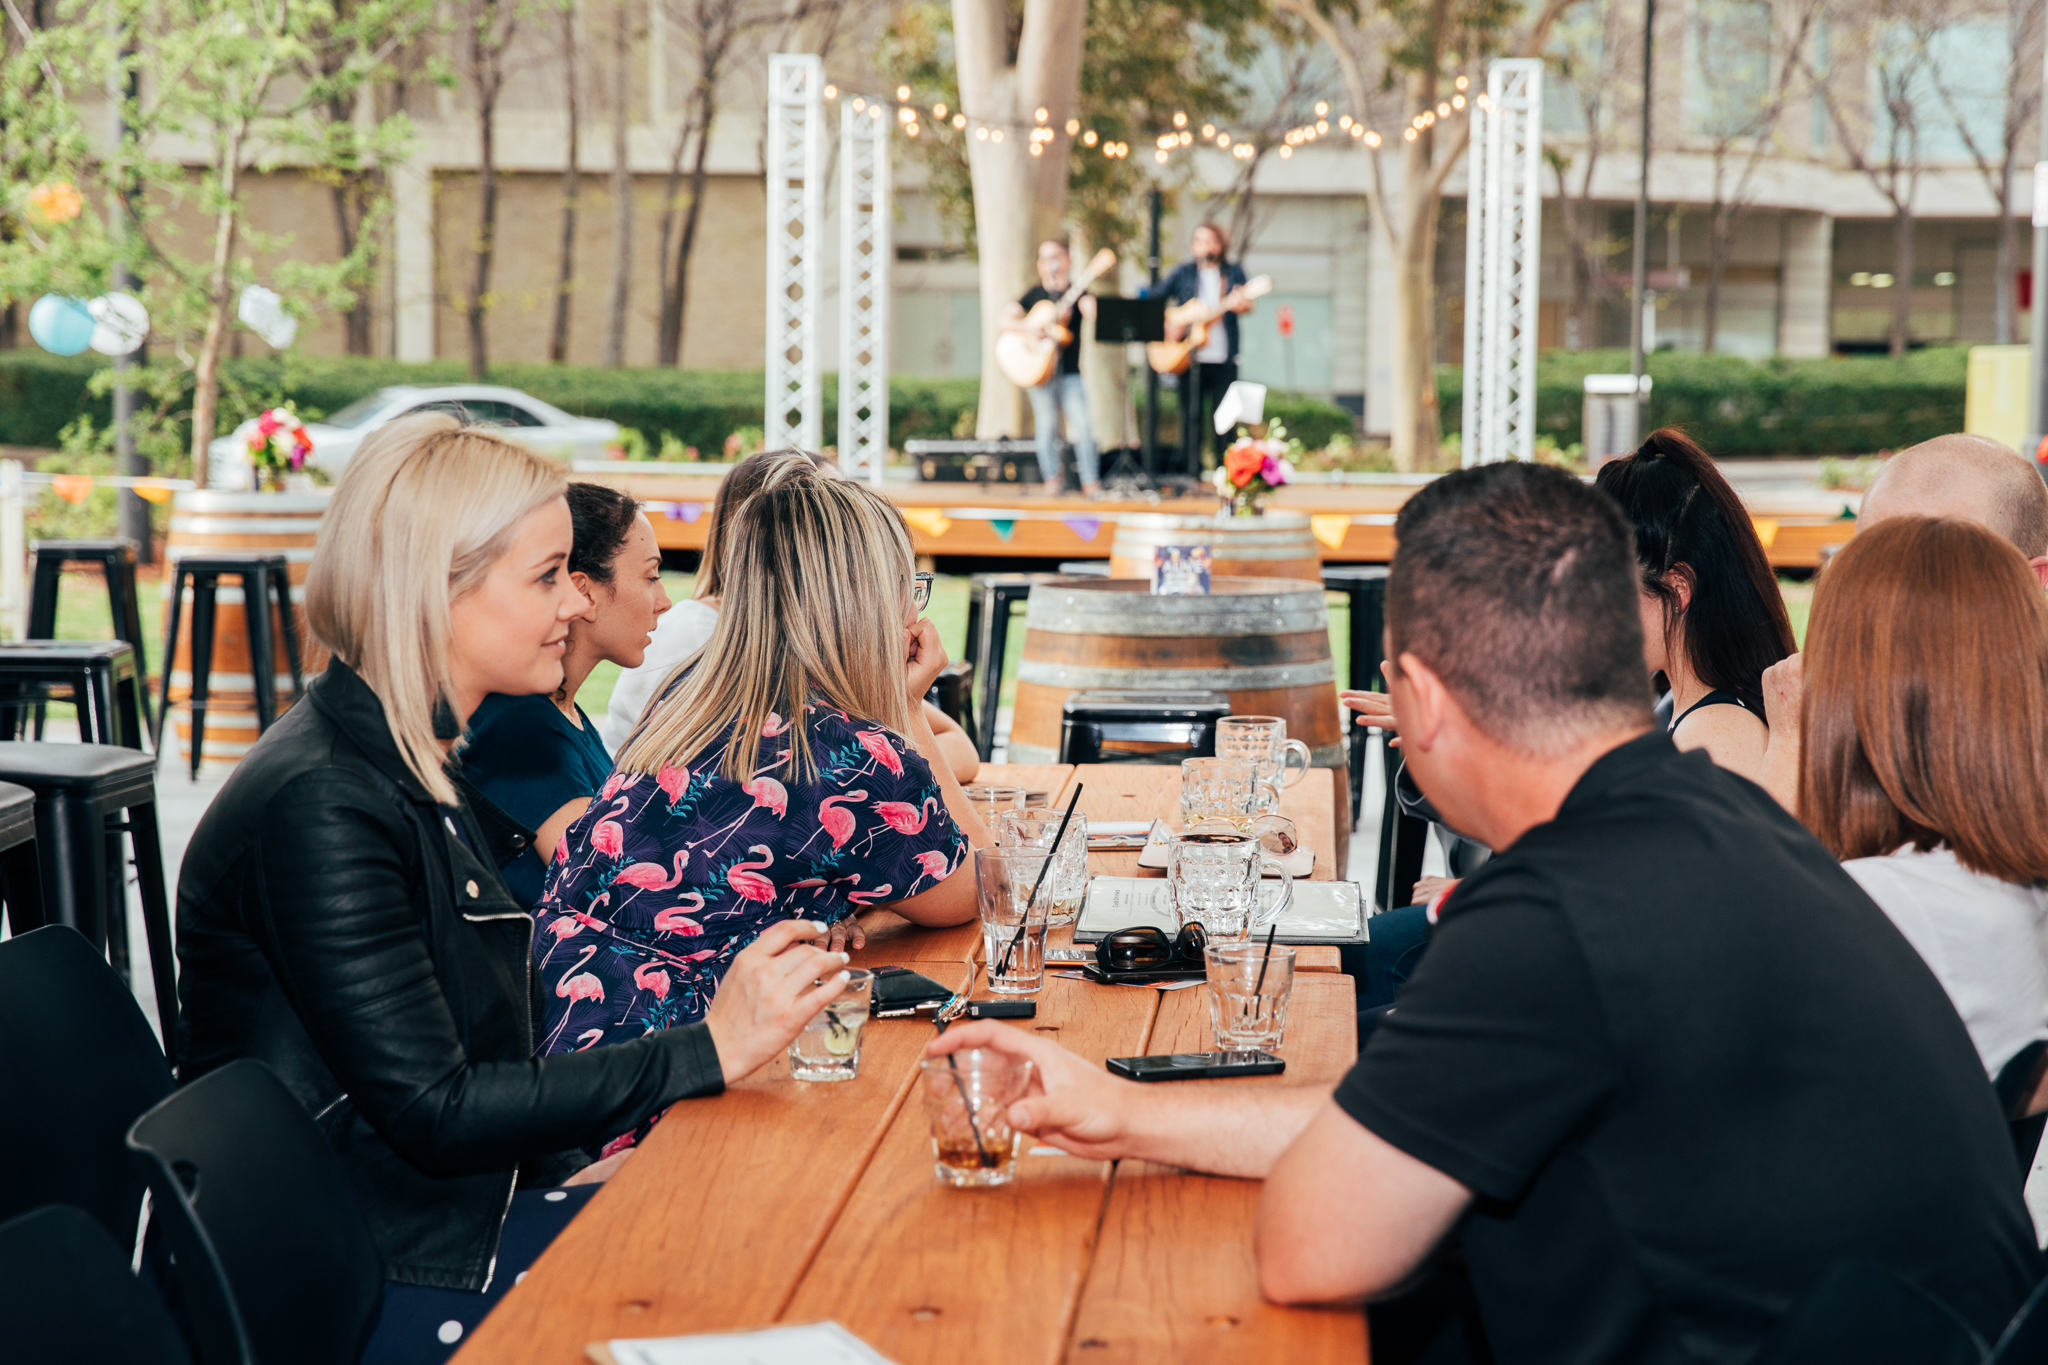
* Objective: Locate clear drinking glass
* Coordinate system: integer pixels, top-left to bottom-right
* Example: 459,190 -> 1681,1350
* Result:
920,1051 -> 1035,1187
976,846 -> 1050,994
786,969 -> 874,1081
997,808 -> 1089,927
1205,941 -> 1297,1052
1167,827 -> 1295,939
1216,716 -> 1313,815
1178,757 -> 1281,830
963,785 -> 1026,841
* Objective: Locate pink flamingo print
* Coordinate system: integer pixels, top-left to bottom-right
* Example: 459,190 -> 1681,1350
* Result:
726,846 -> 778,903
537,913 -> 585,965
846,882 -> 895,908
542,946 -> 607,1051
617,961 -> 670,1022
695,750 -> 792,855
573,1029 -> 605,1051
852,728 -> 904,777
907,848 -> 952,893
573,795 -> 632,871
857,795 -> 938,853
599,770 -> 635,802
656,763 -> 690,805
654,892 -> 708,936
613,850 -> 690,904
761,712 -> 791,738
797,789 -> 868,853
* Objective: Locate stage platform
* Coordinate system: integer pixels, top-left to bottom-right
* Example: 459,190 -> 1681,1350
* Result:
577,466 -> 1861,570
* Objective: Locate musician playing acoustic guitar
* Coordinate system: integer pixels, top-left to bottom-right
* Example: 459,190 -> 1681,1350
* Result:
1160,221 -> 1255,476
1000,239 -> 1102,498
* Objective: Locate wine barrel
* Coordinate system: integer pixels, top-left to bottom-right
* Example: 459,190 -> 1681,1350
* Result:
1007,577 -> 1342,768
164,489 -> 330,770
1107,511 -> 1322,583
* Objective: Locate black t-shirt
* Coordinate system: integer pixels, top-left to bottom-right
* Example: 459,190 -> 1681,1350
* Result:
1335,731 -> 2041,1363
1019,285 -> 1082,375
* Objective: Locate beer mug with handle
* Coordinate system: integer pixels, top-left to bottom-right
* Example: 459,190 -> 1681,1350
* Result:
1217,716 -> 1311,815
1167,823 -> 1296,939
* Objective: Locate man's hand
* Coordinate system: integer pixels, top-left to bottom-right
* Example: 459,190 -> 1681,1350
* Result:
1340,689 -> 1399,745
925,1021 -> 1141,1160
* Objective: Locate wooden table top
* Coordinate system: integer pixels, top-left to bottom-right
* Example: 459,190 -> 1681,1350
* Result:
452,762 -> 1363,1365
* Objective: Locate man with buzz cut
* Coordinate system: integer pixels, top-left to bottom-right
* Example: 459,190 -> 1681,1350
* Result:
932,461 -> 2041,1364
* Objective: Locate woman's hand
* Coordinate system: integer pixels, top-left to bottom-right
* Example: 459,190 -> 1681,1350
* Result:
824,916 -> 868,954
905,617 -> 949,706
703,920 -> 850,1085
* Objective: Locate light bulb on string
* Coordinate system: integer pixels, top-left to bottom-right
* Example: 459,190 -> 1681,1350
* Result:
1201,123 -> 1215,137
991,128 -> 1003,142
907,123 -> 919,136
1217,133 -> 1231,148
1456,74 -> 1469,90
953,113 -> 966,129
1083,129 -> 1098,146
1179,130 -> 1192,145
1403,127 -> 1417,141
1316,119 -> 1328,133
976,126 -> 988,140
898,106 -> 914,123
1279,145 -> 1293,158
934,103 -> 946,118
1316,100 -> 1329,116
824,84 -> 838,99
1154,148 -> 1168,163
1452,95 -> 1465,109
1437,102 -> 1450,116
1035,106 -> 1048,122
1030,143 -> 1042,156
1365,131 -> 1381,147
852,96 -> 865,111
1173,110 -> 1187,128
1339,114 -> 1352,129
1066,118 -> 1080,135
897,85 -> 911,100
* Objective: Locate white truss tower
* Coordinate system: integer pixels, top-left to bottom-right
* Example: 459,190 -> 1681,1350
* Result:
765,54 -> 823,452
838,99 -> 892,484
1460,58 -> 1544,466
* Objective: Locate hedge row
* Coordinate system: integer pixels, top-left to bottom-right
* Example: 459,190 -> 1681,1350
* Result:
1434,347 -> 1970,456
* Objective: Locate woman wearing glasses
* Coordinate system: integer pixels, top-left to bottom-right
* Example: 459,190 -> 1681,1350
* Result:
538,460 -> 993,1059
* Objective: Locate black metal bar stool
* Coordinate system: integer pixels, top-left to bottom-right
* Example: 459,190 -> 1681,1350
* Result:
160,554 -> 305,781
1057,689 -> 1230,764
965,572 -> 1048,759
924,661 -> 975,737
27,538 -> 154,747
0,743 -> 175,1045
1321,565 -> 1389,830
0,781 -> 44,939
0,641 -> 148,750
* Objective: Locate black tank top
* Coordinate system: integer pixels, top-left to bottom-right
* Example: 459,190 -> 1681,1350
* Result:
1669,689 -> 1749,733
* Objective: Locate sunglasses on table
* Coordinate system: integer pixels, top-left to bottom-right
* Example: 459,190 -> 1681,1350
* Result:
913,571 -> 934,613
1087,922 -> 1209,983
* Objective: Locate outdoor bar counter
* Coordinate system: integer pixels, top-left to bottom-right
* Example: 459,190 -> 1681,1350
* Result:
452,764 -> 1365,1364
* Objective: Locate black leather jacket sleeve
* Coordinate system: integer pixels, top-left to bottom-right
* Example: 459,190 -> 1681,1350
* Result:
249,767 -> 722,1175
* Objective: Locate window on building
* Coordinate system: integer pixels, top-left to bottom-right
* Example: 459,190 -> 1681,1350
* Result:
1866,20 -> 2008,164
1687,0 -> 1773,140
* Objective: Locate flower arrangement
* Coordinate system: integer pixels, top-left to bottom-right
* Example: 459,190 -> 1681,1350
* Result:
246,406 -> 313,489
25,181 -> 82,226
1212,420 -> 1298,516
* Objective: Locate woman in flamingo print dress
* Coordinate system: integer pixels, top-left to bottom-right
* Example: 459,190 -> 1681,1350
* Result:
537,457 -> 989,1055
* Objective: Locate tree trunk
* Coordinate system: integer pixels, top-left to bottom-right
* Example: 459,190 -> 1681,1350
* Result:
603,0 -> 634,367
550,1 -> 581,363
190,132 -> 248,489
468,78 -> 499,379
952,0 -> 1087,439
1890,202 -> 1912,358
329,174 -> 375,355
1387,116 -> 1444,473
1704,203 -> 1734,354
1995,175 -> 2016,345
658,73 -> 716,367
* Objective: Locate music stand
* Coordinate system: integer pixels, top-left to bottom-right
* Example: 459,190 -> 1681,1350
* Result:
1093,298 -> 1168,491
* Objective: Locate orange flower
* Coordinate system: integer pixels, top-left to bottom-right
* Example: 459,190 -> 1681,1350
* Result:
1224,441 -> 1266,489
26,181 -> 82,225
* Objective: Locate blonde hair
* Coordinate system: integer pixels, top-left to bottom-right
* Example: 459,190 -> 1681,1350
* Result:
305,414 -> 568,803
616,461 -> 916,782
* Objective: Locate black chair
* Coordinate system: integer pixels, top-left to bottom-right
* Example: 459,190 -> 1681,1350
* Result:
160,554 -> 305,781
1058,689 -> 1230,764
28,538 -> 153,728
0,639 -> 150,750
0,743 -> 176,1044
1321,565 -> 1388,830
0,1204 -> 193,1365
924,660 -> 975,735
1989,1273 -> 2048,1364
0,926 -> 174,1241
964,572 -> 1048,757
1749,1259 -> 1986,1365
0,779 -> 44,935
128,1059 -> 384,1365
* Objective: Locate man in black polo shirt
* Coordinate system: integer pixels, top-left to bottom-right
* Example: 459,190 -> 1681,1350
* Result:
932,461 -> 2042,1362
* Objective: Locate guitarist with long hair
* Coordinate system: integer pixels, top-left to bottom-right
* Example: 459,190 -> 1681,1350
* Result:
1000,239 -> 1103,497
1160,222 -> 1254,475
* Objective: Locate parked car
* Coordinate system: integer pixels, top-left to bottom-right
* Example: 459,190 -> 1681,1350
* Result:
207,385 -> 621,487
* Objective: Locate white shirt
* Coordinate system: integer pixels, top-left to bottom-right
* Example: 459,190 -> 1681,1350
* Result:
601,598 -> 719,753
1844,845 -> 2048,1079
1194,265 -> 1229,365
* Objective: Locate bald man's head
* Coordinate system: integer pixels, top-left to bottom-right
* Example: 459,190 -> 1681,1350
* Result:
1861,434 -> 2048,560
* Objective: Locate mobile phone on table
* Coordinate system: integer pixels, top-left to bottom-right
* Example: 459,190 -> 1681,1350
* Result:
1105,1052 -> 1286,1082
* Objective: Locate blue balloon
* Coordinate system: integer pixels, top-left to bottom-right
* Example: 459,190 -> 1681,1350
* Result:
28,294 -> 95,356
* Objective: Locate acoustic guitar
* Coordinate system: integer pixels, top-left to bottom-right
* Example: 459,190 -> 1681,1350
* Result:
995,247 -> 1118,389
1144,274 -> 1274,375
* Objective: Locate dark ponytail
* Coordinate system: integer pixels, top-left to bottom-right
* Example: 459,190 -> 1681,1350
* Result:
564,482 -> 642,585
1593,428 -> 1794,711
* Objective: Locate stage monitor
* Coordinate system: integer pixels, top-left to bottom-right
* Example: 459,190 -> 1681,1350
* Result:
1093,296 -> 1166,344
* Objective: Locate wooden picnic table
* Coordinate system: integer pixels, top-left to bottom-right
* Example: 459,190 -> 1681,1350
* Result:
453,763 -> 1363,1365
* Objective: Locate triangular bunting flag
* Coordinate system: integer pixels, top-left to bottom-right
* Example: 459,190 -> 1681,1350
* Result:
50,473 -> 93,504
1062,516 -> 1101,542
1749,517 -> 1779,550
133,484 -> 172,504
989,519 -> 1016,541
901,507 -> 953,538
1309,514 -> 1351,550
678,502 -> 705,523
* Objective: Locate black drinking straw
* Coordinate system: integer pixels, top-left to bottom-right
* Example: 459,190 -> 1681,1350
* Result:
997,783 -> 1083,978
1252,921 -> 1280,998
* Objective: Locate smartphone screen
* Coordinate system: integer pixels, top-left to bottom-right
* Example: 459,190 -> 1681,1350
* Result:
1105,1052 -> 1286,1082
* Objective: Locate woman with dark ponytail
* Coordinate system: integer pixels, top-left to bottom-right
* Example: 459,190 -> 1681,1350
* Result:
1595,428 -> 1795,784
463,481 -> 673,905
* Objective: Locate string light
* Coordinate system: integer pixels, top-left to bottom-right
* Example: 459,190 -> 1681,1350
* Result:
1315,100 -> 1328,116
823,84 -> 837,99
851,95 -> 866,111
1173,111 -> 1187,128
1035,106 -> 1049,122
1065,118 -> 1080,134
1452,94 -> 1465,109
933,103 -> 946,118
897,85 -> 911,100
1456,75 -> 1469,90
991,128 -> 1003,142
898,105 -> 914,123
1201,123 -> 1215,137
1082,129 -> 1098,146
1154,149 -> 1168,163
